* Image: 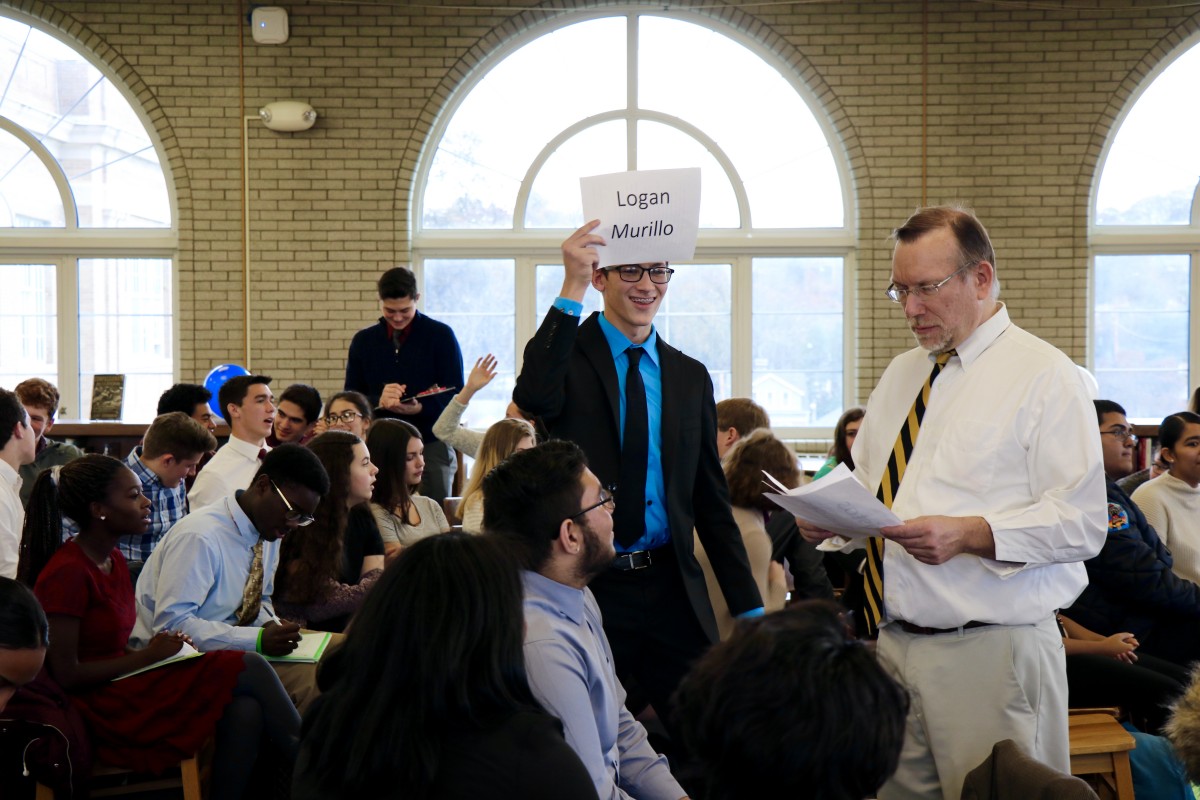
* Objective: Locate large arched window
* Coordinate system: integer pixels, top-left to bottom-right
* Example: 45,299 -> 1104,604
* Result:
0,12 -> 175,420
414,11 -> 854,437
1091,40 -> 1200,420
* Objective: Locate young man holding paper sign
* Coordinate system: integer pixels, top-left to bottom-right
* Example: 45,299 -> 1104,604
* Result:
513,215 -> 762,741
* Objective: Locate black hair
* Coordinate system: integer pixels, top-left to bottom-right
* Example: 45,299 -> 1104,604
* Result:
326,391 -> 373,423
0,388 -> 25,450
1160,412 -> 1200,456
277,432 -> 359,605
482,439 -> 587,571
255,443 -> 331,497
298,533 -> 543,796
675,601 -> 909,800
18,454 -> 127,587
156,383 -> 212,416
0,577 -> 49,649
377,267 -> 417,300
831,407 -> 865,470
1094,399 -> 1127,425
366,419 -> 422,517
279,384 -> 323,425
218,374 -> 272,421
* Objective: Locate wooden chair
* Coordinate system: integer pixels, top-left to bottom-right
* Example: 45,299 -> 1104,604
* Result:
36,738 -> 211,800
1067,710 -> 1136,800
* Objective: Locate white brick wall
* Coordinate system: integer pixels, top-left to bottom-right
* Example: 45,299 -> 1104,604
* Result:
12,0 -> 1200,402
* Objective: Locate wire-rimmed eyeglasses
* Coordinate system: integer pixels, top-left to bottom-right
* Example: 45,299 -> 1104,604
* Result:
270,480 -> 315,526
568,485 -> 617,522
885,263 -> 974,303
1100,426 -> 1138,444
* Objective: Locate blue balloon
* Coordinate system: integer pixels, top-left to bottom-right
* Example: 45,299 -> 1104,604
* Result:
203,364 -> 251,418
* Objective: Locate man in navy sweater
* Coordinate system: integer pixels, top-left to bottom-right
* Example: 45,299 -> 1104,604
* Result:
345,267 -> 464,504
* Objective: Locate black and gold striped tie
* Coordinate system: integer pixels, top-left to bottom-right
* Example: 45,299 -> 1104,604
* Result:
862,349 -> 955,635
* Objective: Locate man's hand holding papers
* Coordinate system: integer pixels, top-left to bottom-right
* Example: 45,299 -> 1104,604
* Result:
764,464 -> 901,551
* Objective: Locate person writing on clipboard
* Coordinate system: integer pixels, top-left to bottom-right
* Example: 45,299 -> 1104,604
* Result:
344,266 -> 465,505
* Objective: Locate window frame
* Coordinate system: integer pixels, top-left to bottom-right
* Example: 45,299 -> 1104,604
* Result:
0,10 -> 178,419
1089,33 -> 1200,421
411,9 -> 857,439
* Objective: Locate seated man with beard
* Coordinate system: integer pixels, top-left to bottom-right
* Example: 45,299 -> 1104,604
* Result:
483,441 -> 687,800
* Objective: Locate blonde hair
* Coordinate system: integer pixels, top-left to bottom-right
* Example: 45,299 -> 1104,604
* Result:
459,418 -> 536,525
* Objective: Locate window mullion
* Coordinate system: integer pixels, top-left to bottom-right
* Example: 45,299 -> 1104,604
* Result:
57,257 -> 81,419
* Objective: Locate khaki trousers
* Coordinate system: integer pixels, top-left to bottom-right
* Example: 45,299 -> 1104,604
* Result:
876,616 -> 1069,800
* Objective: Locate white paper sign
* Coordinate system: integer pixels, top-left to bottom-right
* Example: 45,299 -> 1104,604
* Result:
580,168 -> 701,268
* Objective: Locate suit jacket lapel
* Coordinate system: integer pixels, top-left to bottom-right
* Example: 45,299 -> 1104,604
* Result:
578,313 -> 621,435
658,338 -> 681,492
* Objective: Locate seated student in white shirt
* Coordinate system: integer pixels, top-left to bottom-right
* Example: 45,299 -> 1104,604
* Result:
189,375 -> 275,510
0,390 -> 37,579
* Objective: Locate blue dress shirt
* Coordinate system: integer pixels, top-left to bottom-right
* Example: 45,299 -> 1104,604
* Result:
553,297 -> 670,552
132,492 -> 280,651
521,570 -> 684,800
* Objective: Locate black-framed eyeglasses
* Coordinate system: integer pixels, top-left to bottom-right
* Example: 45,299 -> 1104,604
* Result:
604,265 -> 675,284
1100,426 -> 1138,444
568,485 -> 616,523
885,263 -> 974,303
323,410 -> 364,425
270,480 -> 315,526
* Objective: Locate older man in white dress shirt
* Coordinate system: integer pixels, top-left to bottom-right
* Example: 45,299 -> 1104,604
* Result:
800,206 -> 1106,800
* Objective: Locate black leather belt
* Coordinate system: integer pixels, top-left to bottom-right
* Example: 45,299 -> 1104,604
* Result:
893,619 -> 992,636
611,550 -> 653,571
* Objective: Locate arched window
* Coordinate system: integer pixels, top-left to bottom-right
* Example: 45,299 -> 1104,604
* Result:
0,13 -> 175,420
414,11 -> 854,437
1091,40 -> 1200,420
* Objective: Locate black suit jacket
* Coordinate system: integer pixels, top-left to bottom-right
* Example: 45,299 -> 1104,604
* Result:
514,308 -> 763,641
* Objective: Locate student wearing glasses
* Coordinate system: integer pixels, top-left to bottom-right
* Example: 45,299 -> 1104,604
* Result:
314,391 -> 373,439
484,441 -> 686,800
133,444 -> 333,711
514,221 -> 763,755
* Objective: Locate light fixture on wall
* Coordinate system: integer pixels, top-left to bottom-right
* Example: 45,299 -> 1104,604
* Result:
258,100 -> 318,132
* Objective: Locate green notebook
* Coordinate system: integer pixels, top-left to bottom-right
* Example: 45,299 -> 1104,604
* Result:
265,631 -> 332,663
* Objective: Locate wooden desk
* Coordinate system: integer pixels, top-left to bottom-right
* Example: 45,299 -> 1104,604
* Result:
52,420 -> 230,460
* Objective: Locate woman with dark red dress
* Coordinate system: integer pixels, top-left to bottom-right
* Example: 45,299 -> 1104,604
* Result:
18,454 -> 300,798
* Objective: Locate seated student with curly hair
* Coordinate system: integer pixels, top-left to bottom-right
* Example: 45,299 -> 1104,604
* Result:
674,600 -> 908,800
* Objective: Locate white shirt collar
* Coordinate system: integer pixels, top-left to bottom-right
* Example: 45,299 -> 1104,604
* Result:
0,459 -> 20,492
949,302 -> 1010,370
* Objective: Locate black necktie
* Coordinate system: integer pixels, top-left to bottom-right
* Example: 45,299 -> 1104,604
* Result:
615,347 -> 648,548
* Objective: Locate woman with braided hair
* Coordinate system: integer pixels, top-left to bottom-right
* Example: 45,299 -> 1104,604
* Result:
18,454 -> 300,798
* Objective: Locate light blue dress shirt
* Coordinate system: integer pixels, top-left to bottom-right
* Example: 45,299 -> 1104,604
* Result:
522,570 -> 684,800
552,298 -> 670,552
132,492 -> 280,651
